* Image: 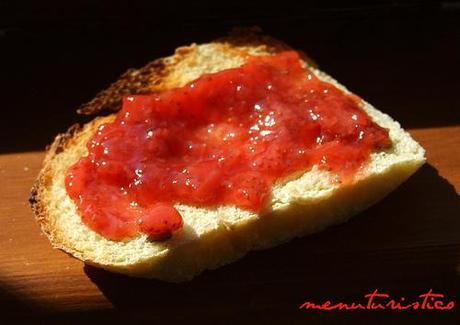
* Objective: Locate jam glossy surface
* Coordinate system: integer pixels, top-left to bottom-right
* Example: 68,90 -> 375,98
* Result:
66,51 -> 391,241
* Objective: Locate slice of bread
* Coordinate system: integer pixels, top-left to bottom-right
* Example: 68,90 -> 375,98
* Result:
30,32 -> 425,282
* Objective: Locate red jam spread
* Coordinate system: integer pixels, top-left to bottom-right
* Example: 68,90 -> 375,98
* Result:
65,51 -> 391,241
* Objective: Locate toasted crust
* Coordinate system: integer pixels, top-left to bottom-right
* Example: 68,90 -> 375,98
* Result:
31,117 -> 113,260
30,32 -> 425,281
77,28 -> 314,116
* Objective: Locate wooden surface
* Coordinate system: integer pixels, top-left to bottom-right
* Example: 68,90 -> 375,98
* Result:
1,127 -> 459,323
1,3 -> 460,323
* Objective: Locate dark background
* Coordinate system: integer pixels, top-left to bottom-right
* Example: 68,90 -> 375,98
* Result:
1,1 -> 460,323
2,0 -> 459,153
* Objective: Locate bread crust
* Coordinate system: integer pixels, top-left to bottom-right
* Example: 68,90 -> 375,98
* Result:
30,123 -> 82,243
76,28 -> 314,116
30,118 -> 110,259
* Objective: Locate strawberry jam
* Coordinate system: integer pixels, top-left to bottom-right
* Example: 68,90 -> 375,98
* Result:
65,51 -> 391,241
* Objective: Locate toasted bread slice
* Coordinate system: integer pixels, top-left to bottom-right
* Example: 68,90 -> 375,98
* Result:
30,33 -> 425,282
